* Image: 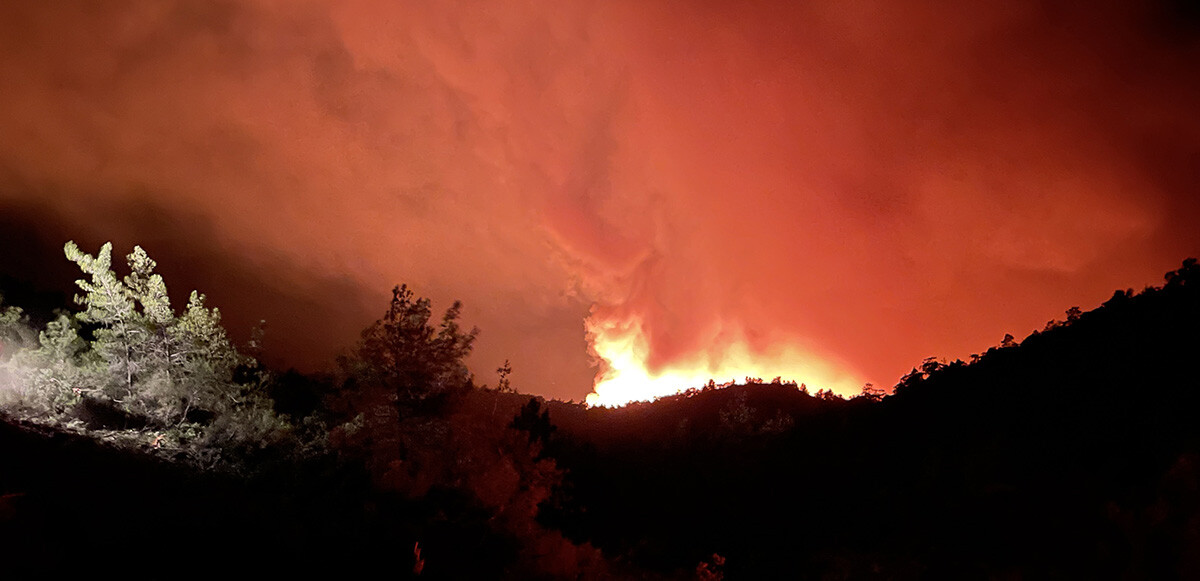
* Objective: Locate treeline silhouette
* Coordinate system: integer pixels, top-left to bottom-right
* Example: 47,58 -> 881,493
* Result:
0,243 -> 1197,579
539,258 -> 1200,579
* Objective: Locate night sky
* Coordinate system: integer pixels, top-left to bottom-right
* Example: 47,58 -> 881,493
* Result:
1,1 -> 1197,404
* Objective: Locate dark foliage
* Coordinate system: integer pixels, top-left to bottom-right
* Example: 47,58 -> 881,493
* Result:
511,397 -> 556,448
72,395 -> 149,430
2,258 -> 1199,579
267,367 -> 328,421
538,258 -> 1200,579
342,283 -> 478,415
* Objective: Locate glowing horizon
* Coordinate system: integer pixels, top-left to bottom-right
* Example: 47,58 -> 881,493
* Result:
584,315 -> 865,407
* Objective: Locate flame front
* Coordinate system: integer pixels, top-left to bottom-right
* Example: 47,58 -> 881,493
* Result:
584,315 -> 865,407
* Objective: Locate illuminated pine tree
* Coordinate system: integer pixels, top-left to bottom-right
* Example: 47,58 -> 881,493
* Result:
123,245 -> 183,417
124,246 -> 173,327
171,291 -> 241,421
65,241 -> 140,399
16,313 -> 91,414
0,296 -> 36,409
0,294 -> 37,360
64,242 -> 249,425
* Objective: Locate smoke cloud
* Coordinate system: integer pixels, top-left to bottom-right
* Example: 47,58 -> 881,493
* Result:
1,1 -> 1197,400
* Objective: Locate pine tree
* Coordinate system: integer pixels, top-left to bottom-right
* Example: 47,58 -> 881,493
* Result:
65,241 -> 141,399
123,245 -> 182,419
0,294 -> 37,361
172,291 -> 241,422
124,246 -> 173,327
63,242 -> 249,426
0,240 -> 295,468
0,295 -> 36,409
4,312 -> 90,416
348,284 -> 478,409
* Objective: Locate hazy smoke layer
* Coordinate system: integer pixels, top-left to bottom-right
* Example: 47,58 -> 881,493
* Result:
1,1 -> 1197,400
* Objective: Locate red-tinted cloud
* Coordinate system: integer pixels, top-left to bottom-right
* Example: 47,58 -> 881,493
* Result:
1,1 -> 1196,401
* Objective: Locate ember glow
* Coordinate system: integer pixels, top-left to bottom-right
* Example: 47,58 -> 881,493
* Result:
585,313 -> 863,407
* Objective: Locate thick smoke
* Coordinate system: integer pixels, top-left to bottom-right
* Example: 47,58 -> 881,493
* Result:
0,1 -> 1197,400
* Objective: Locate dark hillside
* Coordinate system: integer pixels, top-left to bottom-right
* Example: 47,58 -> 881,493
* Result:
1,259 -> 1197,579
542,259 -> 1200,579
0,414 -> 393,576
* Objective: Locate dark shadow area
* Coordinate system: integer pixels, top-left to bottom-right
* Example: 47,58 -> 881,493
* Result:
1,257 -> 1199,579
537,258 -> 1200,579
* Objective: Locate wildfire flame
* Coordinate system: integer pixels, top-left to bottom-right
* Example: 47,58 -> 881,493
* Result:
584,315 -> 865,407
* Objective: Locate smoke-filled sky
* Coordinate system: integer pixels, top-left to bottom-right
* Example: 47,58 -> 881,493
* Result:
1,1 -> 1197,403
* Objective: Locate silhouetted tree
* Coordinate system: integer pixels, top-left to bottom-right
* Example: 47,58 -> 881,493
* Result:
859,383 -> 885,401
1165,257 -> 1198,288
511,397 -> 555,447
719,389 -> 772,437
343,284 -> 477,414
496,359 -> 514,393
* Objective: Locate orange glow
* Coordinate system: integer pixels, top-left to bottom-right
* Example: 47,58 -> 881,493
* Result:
584,314 -> 865,407
1,3 -> 1197,403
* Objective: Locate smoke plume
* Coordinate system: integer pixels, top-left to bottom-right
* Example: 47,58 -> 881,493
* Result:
1,1 -> 1197,401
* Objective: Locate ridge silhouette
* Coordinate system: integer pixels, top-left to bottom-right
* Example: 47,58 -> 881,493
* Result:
0,258 -> 1196,579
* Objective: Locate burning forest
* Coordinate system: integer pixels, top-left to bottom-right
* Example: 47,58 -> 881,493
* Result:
2,1 -> 1199,578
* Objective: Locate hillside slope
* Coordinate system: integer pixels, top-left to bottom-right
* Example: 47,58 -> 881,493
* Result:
1,259 -> 1196,579
543,259 -> 1200,579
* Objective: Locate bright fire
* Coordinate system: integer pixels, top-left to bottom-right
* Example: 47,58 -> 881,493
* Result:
584,315 -> 865,407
